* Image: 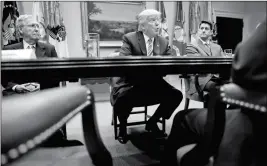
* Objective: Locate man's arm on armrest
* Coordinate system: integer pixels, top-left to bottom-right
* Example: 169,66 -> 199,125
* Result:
186,44 -> 202,56
119,35 -> 132,56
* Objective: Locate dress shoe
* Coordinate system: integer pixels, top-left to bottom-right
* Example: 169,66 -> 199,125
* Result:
117,125 -> 129,144
118,130 -> 129,144
41,139 -> 83,147
145,121 -> 167,138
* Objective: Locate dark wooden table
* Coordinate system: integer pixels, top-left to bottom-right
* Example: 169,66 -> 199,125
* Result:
1,56 -> 233,82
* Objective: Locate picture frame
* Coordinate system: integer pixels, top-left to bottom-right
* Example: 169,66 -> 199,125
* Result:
80,1 -> 145,48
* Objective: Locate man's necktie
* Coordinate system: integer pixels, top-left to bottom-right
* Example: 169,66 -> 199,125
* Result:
147,38 -> 153,56
205,43 -> 212,56
27,45 -> 36,58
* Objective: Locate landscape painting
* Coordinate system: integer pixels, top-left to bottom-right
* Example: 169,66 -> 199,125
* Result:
85,1 -> 145,46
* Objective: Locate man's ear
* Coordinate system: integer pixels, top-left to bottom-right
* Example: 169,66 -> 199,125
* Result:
18,27 -> 23,35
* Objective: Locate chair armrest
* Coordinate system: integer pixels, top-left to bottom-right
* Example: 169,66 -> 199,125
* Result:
221,83 -> 267,112
177,144 -> 196,164
2,86 -> 112,166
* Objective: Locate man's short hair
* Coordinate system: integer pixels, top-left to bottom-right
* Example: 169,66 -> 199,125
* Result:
199,20 -> 213,30
137,9 -> 161,31
16,14 -> 34,36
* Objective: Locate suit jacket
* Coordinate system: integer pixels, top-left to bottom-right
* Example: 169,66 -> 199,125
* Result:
185,39 -> 225,100
2,41 -> 59,95
110,31 -> 172,105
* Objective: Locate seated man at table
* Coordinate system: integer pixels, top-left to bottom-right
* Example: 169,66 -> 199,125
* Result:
162,18 -> 267,166
186,20 -> 227,106
2,14 -> 82,147
110,9 -> 183,144
2,14 -> 58,95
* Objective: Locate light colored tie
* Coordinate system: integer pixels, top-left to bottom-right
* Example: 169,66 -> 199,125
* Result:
147,38 -> 153,56
27,45 -> 36,58
205,43 -> 212,56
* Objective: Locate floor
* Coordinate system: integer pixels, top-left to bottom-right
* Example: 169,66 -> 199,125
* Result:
65,75 -> 203,145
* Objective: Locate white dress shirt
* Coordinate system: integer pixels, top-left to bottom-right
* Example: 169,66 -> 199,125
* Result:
12,41 -> 37,91
199,38 -> 210,46
23,40 -> 36,49
143,33 -> 154,56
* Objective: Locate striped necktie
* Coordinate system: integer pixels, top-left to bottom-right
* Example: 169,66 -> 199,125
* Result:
147,38 -> 153,56
205,43 -> 212,56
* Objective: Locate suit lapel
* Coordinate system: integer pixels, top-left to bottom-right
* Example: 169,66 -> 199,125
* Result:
197,39 -> 211,56
137,31 -> 147,56
35,42 -> 46,58
17,42 -> 24,49
153,36 -> 160,55
209,43 -> 217,56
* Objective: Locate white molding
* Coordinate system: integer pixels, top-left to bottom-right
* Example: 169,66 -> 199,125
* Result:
213,9 -> 244,23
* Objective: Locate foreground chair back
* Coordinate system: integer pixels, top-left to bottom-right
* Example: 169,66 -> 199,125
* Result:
177,83 -> 267,166
1,86 -> 112,166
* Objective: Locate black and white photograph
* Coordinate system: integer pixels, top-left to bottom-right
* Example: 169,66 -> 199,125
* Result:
1,1 -> 267,166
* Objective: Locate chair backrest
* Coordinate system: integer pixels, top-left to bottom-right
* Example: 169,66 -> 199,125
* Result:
1,86 -> 112,166
179,83 -> 267,166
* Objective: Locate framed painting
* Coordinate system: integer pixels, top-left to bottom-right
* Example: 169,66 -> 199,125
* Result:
81,1 -> 145,48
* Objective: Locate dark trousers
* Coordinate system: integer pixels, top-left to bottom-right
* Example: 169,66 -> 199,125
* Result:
162,108 -> 267,166
203,76 -> 230,107
113,81 -> 183,129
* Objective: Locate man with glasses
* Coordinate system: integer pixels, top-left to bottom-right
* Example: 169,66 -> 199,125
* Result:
110,9 -> 183,144
2,15 -> 83,147
2,15 -> 58,94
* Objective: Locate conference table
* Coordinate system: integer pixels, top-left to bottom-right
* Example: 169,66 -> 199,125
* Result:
1,56 -> 233,140
1,56 -> 233,83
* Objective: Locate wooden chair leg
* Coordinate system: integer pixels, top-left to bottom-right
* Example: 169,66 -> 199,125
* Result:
184,98 -> 190,110
113,110 -> 118,140
111,112 -> 114,126
162,118 -> 166,133
145,106 -> 148,122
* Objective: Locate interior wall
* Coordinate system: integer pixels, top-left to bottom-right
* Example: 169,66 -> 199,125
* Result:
15,1 -> 267,57
243,1 -> 267,40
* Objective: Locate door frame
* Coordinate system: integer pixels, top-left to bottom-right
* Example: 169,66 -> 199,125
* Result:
213,9 -> 245,23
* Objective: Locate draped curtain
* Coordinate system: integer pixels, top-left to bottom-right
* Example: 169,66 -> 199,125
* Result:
32,1 -> 69,58
189,1 -> 213,43
2,1 -> 20,47
156,1 -> 168,39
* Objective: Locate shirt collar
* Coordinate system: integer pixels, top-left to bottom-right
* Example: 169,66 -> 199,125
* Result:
23,40 -> 36,49
143,33 -> 154,44
199,37 -> 210,45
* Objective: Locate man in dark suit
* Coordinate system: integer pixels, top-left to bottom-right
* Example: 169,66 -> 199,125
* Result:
110,9 -> 183,144
2,15 -> 58,95
185,21 -> 226,106
162,19 -> 267,166
2,14 -> 82,147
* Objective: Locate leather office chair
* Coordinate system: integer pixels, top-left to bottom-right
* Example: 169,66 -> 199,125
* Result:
1,86 -> 112,166
176,83 -> 267,166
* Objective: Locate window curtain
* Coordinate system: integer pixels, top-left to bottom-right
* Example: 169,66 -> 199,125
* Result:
189,1 -> 213,43
2,1 -> 20,47
172,2 -> 187,56
32,1 -> 69,58
156,1 -> 168,39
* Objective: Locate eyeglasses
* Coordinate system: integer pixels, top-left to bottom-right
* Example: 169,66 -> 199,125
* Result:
25,23 -> 40,28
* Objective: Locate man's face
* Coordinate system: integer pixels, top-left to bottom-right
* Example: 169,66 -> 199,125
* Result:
20,18 -> 40,41
143,15 -> 161,38
198,23 -> 212,40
